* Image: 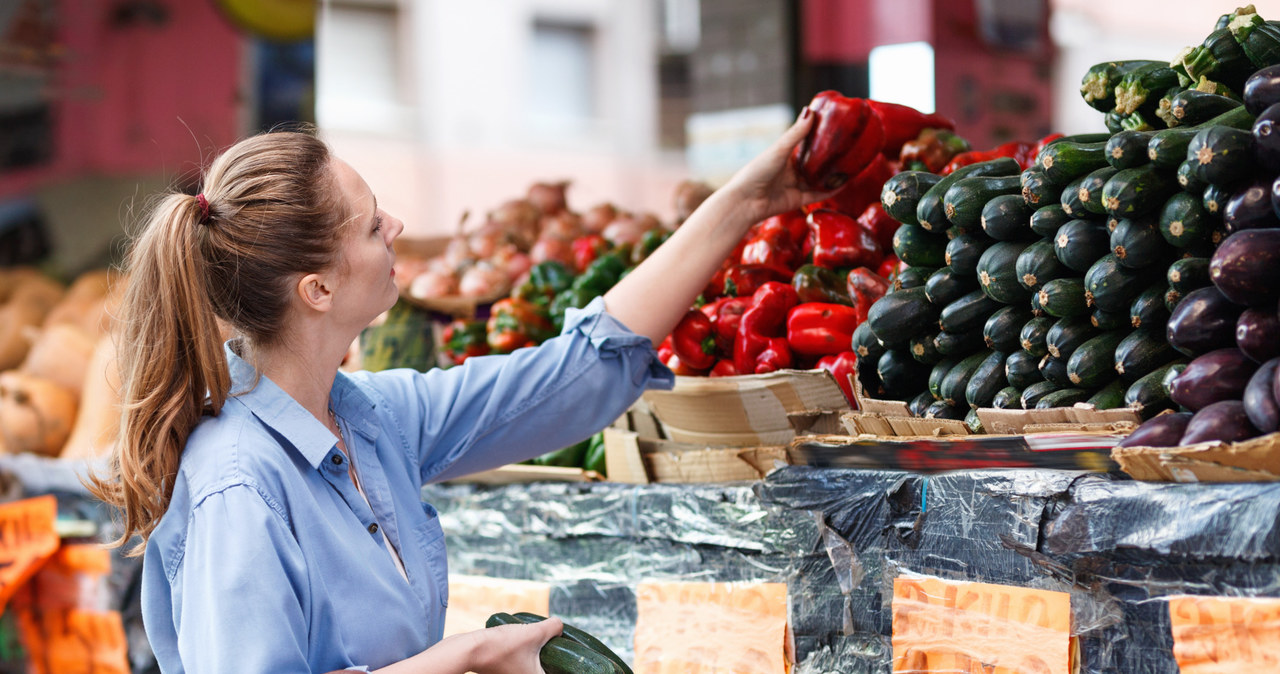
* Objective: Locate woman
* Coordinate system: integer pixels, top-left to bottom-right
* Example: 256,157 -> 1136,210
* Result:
89,108 -> 825,673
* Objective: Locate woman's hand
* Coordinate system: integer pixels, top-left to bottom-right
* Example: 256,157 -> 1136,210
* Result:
718,108 -> 834,227
468,618 -> 562,674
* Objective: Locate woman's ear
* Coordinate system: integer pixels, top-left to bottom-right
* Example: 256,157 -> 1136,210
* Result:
297,272 -> 334,313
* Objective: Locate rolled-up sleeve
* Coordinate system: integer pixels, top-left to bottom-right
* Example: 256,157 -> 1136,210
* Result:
169,485 -> 320,674
358,297 -> 674,483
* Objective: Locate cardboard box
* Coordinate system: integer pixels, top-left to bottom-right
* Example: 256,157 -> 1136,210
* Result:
1112,431 -> 1280,483
640,369 -> 851,447
603,427 -> 788,484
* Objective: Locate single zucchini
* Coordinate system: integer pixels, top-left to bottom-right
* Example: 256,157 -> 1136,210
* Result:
1038,139 -> 1110,183
1167,256 -> 1211,295
1173,28 -> 1254,97
1168,89 -> 1244,127
984,305 -> 1033,352
1076,165 -> 1120,215
909,332 -> 945,365
1054,219 -> 1111,272
933,329 -> 986,358
1187,125 -> 1257,187
1019,315 -> 1055,357
992,386 -> 1023,409
980,193 -> 1035,241
944,174 -> 1023,230
1129,283 -> 1172,334
1086,377 -> 1129,409
1090,307 -> 1130,331
892,223 -> 949,268
1020,168 -> 1061,208
944,232 -> 994,276
1159,191 -> 1212,247
892,266 -> 935,292
1046,316 -> 1097,360
1124,359 -> 1187,412
1085,253 -> 1153,313
1030,204 -> 1072,238
1101,164 -> 1177,219
1021,379 -> 1064,408
1110,216 -> 1174,268
977,241 -> 1033,303
511,613 -> 634,674
1176,158 -> 1207,193
918,157 -> 1021,231
866,286 -> 937,346
1113,329 -> 1179,382
1006,349 -> 1045,389
1146,105 -> 1254,168
964,407 -> 985,432
924,266 -> 978,307
487,613 -> 623,674
908,390 -> 936,417
853,321 -> 888,362
1114,62 -> 1181,115
882,171 -> 943,226
924,399 -> 967,420
938,350 -> 992,406
965,349 -> 1011,409
1035,387 -> 1093,409
877,349 -> 931,400
1016,238 -> 1069,291
1106,130 -> 1155,170
1066,330 -> 1128,388
928,358 -> 958,399
1059,173 -> 1091,217
1039,354 -> 1072,388
939,289 -> 1003,334
1038,277 -> 1090,319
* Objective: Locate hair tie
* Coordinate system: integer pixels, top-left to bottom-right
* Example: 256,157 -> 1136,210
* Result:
195,194 -> 211,225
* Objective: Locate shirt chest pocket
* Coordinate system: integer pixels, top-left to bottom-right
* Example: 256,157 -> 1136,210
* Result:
411,501 -> 449,607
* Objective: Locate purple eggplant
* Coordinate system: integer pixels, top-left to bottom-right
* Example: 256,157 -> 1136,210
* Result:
1243,358 -> 1280,433
1245,64 -> 1280,115
1167,286 -> 1245,357
1117,412 -> 1192,448
1255,104 -> 1280,173
1181,400 -> 1261,445
1236,308 -> 1280,362
1209,229 -> 1280,306
1226,179 -> 1280,232
1170,348 -> 1258,412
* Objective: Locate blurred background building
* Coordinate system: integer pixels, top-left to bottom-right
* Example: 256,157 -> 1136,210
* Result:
0,0 -> 1275,275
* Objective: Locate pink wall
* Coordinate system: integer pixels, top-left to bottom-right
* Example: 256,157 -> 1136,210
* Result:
801,0 -> 932,63
0,0 -> 242,200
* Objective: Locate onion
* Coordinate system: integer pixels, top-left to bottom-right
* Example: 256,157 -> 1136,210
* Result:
582,203 -> 620,234
602,213 -> 661,246
527,180 -> 570,215
529,235 -> 576,268
408,269 -> 459,299
539,211 -> 584,240
458,262 -> 508,298
674,180 -> 714,224
489,199 -> 541,249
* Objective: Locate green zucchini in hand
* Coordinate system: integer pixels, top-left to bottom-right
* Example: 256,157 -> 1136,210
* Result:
1159,191 -> 1212,247
1016,238 -> 1069,292
488,613 -> 625,674
882,171 -> 943,226
511,613 -> 634,674
917,157 -> 1021,232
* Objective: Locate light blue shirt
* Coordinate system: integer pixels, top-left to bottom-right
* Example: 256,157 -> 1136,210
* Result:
141,298 -> 673,673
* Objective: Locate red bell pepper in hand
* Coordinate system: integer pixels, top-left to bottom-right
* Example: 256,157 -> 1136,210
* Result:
846,267 -> 891,324
816,351 -> 859,407
856,203 -> 899,254
670,309 -> 717,370
786,302 -> 860,357
803,154 -> 899,218
571,234 -> 610,274
808,209 -> 884,271
734,282 -> 799,375
898,128 -> 971,173
865,100 -> 956,157
793,91 -> 886,191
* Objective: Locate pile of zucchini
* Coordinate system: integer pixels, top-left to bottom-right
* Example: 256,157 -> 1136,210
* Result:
860,4 -> 1280,436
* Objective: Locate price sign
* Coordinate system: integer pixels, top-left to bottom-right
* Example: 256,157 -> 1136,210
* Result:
1169,595 -> 1280,672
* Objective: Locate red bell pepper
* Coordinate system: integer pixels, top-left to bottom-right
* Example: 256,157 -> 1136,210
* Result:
1032,133 -> 1065,163
942,140 -> 1036,175
898,128 -> 971,173
700,296 -> 752,356
755,337 -> 793,374
856,203 -> 899,254
486,298 -> 554,354
706,264 -> 791,299
865,100 -> 956,158
709,359 -> 738,377
876,254 -> 901,280
734,282 -> 799,375
792,91 -> 886,191
803,154 -> 899,218
816,351 -> 859,407
440,318 -> 490,365
808,209 -> 884,271
571,234 -> 610,274
846,267 -> 891,324
670,309 -> 717,370
657,336 -> 705,376
786,302 -> 860,357
740,212 -> 805,272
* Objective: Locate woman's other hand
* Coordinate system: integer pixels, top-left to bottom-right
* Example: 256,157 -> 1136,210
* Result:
469,617 -> 562,674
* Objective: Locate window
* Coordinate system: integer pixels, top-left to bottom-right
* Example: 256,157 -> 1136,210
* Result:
317,0 -> 403,132
869,41 -> 936,114
527,20 -> 595,137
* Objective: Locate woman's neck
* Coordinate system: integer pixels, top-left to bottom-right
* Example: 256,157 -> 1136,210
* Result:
243,323 -> 351,425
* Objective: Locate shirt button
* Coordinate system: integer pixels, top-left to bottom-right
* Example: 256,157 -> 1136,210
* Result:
368,523 -> 379,535
331,454 -> 344,466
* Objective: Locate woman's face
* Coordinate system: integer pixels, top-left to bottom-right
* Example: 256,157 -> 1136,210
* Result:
329,158 -> 404,324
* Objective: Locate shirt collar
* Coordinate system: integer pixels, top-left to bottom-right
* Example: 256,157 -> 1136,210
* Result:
224,340 -> 379,469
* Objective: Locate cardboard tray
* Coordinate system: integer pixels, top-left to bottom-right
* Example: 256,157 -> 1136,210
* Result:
1111,431 -> 1280,483
602,427 -> 788,484
640,369 -> 852,447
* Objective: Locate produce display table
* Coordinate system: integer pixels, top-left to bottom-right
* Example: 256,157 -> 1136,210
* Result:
427,468 -> 1280,673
